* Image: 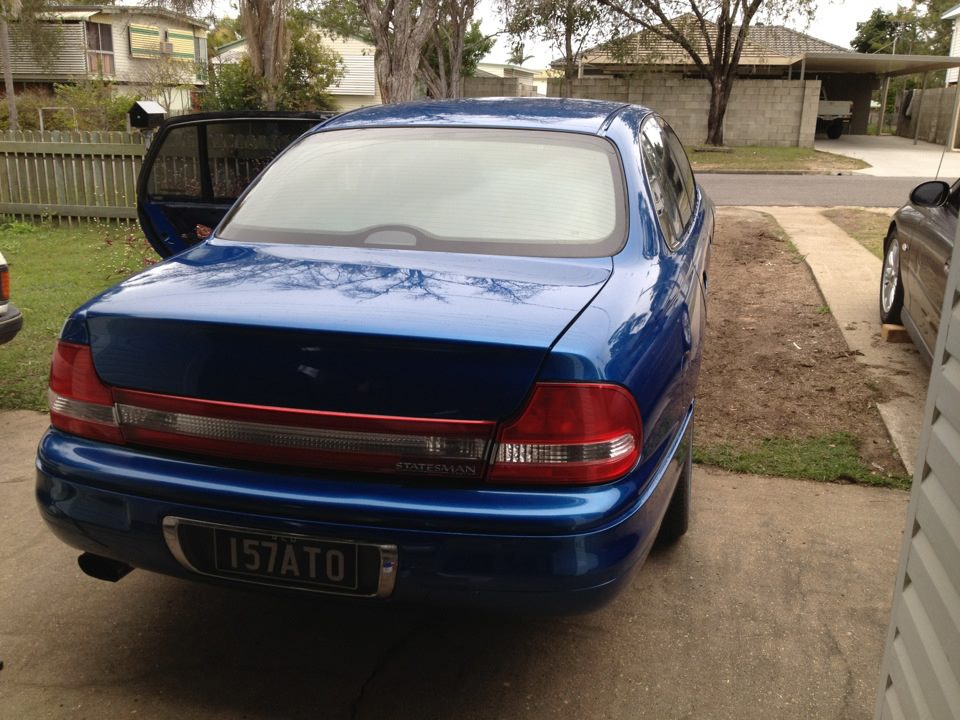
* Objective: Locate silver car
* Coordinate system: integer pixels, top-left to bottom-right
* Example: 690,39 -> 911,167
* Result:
881,180 -> 954,362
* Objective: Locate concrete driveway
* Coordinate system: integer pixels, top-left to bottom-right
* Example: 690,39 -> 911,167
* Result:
816,134 -> 960,178
0,409 -> 908,719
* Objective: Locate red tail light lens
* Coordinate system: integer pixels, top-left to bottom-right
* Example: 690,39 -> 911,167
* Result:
0,265 -> 9,302
48,342 -> 124,444
489,383 -> 642,485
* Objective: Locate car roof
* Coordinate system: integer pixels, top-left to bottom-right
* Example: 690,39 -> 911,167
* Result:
320,97 -> 641,135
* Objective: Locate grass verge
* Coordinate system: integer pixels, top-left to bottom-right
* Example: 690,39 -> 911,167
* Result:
821,207 -> 891,259
694,432 -> 911,489
686,145 -> 869,173
0,219 -> 155,411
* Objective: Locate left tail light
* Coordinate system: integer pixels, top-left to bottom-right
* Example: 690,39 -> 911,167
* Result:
49,342 -> 124,444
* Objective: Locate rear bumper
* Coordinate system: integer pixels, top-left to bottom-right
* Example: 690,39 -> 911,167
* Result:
0,304 -> 22,345
36,411 -> 691,613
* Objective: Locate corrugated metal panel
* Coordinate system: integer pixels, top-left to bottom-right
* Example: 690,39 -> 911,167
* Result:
875,227 -> 960,718
331,55 -> 375,95
0,23 -> 87,78
129,23 -> 161,58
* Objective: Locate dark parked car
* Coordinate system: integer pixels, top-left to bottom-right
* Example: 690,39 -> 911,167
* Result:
36,99 -> 713,613
881,179 -> 955,362
0,250 -> 23,345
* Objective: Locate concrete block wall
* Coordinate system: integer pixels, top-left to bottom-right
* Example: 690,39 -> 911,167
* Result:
462,77 -> 538,98
896,86 -> 960,147
548,75 -> 820,147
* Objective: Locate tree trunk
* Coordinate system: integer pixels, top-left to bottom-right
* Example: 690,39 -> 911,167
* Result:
0,19 -> 17,132
240,0 -> 288,110
705,75 -> 734,146
362,0 -> 440,104
562,13 -> 575,98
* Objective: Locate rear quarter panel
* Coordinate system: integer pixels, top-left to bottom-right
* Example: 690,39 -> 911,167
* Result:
539,107 -> 713,487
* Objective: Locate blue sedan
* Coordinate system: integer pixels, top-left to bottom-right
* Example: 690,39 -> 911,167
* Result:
36,99 -> 713,613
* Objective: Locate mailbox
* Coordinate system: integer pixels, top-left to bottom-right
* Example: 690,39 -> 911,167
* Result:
128,100 -> 166,129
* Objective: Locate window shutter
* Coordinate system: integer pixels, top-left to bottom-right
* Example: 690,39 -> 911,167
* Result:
166,30 -> 195,60
129,24 -> 161,58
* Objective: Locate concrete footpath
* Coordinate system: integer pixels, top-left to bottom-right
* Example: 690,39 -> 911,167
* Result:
0,410 -> 909,720
755,206 -> 930,475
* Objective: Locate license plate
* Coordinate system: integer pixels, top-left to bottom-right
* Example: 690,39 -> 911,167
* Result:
213,528 -> 359,590
163,517 -> 398,597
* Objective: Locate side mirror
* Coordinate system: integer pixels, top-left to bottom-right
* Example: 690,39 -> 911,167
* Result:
910,180 -> 950,207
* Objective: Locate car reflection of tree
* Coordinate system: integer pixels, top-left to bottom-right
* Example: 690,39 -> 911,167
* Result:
111,250 -> 556,306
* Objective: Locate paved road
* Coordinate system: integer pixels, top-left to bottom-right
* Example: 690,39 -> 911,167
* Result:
699,173 -> 922,207
1,410 -> 908,719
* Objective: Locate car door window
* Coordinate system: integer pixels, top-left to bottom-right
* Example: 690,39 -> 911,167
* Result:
640,117 -> 686,249
947,182 -> 960,216
146,125 -> 202,200
661,121 -> 696,228
207,121 -> 316,202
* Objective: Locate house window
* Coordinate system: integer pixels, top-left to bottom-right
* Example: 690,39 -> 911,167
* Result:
86,22 -> 114,76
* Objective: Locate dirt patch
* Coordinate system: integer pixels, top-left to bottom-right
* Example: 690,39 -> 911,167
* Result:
821,207 -> 893,260
695,208 -> 905,481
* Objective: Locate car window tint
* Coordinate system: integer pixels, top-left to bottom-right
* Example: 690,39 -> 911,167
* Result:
948,182 -> 960,216
207,120 -> 315,202
639,118 -> 684,247
146,126 -> 201,199
218,128 -> 628,259
661,121 -> 696,228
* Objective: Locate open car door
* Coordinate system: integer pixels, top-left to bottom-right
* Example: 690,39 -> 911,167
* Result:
137,111 -> 335,258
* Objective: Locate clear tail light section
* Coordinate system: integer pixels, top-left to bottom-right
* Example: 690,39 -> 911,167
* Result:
488,383 -> 642,485
49,343 -> 641,485
110,388 -> 495,477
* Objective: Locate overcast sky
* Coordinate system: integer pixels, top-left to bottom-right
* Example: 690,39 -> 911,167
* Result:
476,0 -> 908,67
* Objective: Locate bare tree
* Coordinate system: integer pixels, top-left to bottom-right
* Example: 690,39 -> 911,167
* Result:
239,0 -> 290,110
595,0 -> 814,145
359,0 -> 441,103
135,53 -> 195,113
1,0 -> 23,131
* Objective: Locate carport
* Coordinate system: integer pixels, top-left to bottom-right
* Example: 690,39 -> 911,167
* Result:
788,52 -> 960,144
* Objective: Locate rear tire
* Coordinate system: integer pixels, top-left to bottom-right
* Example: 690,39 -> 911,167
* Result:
827,119 -> 844,139
880,228 -> 904,325
659,419 -> 693,543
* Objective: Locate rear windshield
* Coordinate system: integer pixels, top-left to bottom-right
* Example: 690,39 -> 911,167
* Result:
217,127 -> 627,258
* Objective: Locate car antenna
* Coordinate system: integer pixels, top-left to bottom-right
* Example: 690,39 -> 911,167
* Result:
936,143 -> 948,180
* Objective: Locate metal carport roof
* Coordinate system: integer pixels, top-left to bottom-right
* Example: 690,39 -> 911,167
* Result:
792,52 -> 960,77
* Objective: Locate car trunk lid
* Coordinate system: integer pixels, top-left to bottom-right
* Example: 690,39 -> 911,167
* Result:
83,242 -> 612,421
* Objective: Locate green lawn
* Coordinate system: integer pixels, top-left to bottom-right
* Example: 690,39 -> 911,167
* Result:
686,145 -> 869,173
821,207 -> 891,259
694,433 -> 911,489
0,219 -> 155,411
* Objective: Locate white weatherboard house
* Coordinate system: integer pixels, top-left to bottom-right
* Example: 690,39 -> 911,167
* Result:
215,34 -> 381,112
0,4 -> 208,113
945,4 -> 960,84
